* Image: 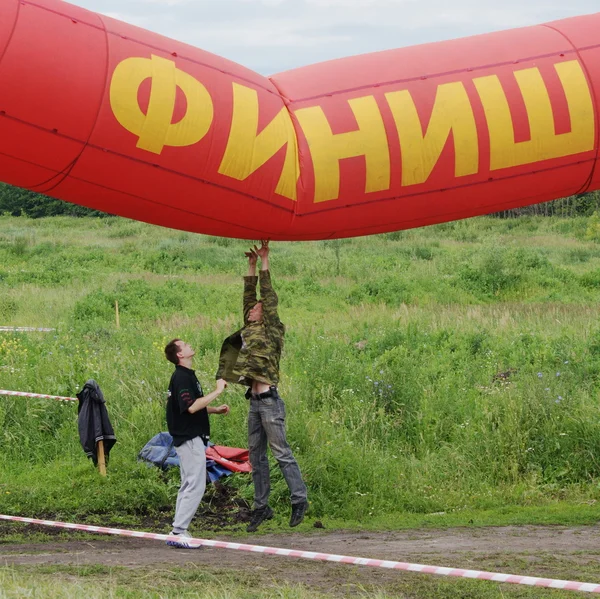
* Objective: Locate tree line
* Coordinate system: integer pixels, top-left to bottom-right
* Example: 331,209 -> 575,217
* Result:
493,190 -> 600,219
0,182 -> 110,218
1,181 -> 599,219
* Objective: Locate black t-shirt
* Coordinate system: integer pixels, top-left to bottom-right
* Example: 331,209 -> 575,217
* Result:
166,365 -> 210,447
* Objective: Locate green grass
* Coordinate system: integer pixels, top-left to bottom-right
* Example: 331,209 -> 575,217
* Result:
2,214 -> 600,527
0,559 -> 597,598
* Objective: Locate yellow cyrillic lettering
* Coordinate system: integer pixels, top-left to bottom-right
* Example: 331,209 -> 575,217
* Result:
473,61 -> 594,170
110,55 -> 213,155
218,83 -> 299,201
386,82 -> 479,186
295,96 -> 390,203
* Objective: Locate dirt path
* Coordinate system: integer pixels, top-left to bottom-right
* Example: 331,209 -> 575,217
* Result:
3,524 -> 600,593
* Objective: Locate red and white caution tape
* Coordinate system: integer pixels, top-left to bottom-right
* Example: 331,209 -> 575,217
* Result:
1,514 -> 599,593
0,390 -> 77,403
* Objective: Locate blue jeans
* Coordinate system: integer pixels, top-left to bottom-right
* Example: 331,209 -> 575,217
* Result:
248,390 -> 307,509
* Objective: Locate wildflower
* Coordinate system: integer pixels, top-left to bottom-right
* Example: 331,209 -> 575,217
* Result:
537,373 -> 543,378
564,361 -> 569,364
545,388 -> 550,392
556,372 -> 561,377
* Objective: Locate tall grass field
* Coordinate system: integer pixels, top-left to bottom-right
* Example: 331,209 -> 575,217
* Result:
2,214 -> 600,529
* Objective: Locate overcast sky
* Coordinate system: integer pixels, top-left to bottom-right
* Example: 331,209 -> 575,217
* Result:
68,0 -> 598,75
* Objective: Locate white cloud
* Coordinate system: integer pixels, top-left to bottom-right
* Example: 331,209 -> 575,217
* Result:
191,24 -> 352,48
69,0 -> 600,73
130,0 -> 192,4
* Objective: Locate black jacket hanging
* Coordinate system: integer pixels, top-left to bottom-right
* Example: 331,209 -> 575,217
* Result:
77,379 -> 117,465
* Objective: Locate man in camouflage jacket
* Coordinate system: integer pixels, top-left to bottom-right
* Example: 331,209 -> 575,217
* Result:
217,241 -> 308,532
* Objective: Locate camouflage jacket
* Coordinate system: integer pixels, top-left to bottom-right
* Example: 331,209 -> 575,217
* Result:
216,270 -> 285,386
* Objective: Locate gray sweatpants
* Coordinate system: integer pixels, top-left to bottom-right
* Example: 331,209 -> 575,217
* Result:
172,437 -> 207,534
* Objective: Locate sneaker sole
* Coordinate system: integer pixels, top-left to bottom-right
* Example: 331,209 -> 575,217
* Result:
166,540 -> 202,549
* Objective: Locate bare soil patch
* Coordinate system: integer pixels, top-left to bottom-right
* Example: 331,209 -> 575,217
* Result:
2,524 -> 600,595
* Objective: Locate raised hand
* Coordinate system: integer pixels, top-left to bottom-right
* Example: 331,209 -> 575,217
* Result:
245,248 -> 258,267
254,240 -> 269,261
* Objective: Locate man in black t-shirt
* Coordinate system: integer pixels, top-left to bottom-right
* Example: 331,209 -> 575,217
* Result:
164,338 -> 229,549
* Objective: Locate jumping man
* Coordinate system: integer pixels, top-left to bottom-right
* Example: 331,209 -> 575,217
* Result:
217,241 -> 308,532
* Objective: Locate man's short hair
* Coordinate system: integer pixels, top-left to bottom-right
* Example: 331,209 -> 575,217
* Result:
165,339 -> 182,365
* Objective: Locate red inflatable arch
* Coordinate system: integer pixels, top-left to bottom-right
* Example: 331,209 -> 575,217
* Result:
0,0 -> 598,240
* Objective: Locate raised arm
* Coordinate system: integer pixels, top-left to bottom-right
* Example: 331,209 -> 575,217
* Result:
243,248 -> 258,324
259,269 -> 280,327
255,241 -> 281,327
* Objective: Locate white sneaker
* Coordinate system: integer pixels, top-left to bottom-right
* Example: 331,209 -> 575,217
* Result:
166,532 -> 202,549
